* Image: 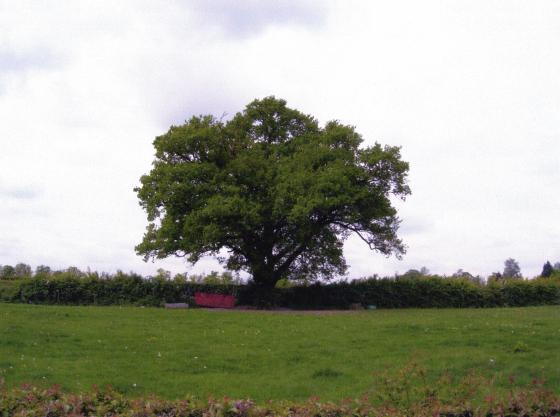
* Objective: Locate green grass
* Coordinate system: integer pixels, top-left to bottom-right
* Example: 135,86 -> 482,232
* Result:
0,304 -> 559,401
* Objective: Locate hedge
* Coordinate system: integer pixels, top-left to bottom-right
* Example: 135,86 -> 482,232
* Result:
243,278 -> 560,309
1,272 -> 560,309
0,273 -> 239,307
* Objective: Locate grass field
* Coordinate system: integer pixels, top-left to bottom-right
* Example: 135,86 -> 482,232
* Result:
1,304 -> 559,402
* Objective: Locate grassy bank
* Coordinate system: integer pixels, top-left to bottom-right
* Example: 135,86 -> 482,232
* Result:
0,304 -> 559,401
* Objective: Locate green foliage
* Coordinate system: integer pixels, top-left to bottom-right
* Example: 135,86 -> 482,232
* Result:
187,270 -> 242,285
0,265 -> 15,279
275,278 -> 296,288
0,263 -> 33,280
65,266 -> 85,278
34,265 -> 52,275
3,272 -> 560,309
0,279 -> 22,300
14,263 -> 32,278
2,271 -> 241,306
503,258 -> 522,279
451,269 -> 484,286
399,266 -> 430,279
135,97 -> 410,288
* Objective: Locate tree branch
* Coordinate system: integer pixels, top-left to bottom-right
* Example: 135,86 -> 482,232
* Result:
332,221 -> 375,250
275,243 -> 308,278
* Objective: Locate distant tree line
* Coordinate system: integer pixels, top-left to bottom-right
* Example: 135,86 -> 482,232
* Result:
2,258 -> 560,282
398,258 -> 560,283
0,264 -> 84,280
0,263 -> 242,285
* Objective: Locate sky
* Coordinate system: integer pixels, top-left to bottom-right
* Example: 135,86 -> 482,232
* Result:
1,1 -> 559,279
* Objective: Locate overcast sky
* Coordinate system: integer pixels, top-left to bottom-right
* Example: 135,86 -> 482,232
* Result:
1,1 -> 559,278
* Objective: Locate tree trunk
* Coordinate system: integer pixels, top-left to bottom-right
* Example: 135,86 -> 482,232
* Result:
250,267 -> 280,307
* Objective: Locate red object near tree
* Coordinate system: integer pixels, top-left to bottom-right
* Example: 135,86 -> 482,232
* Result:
194,292 -> 236,308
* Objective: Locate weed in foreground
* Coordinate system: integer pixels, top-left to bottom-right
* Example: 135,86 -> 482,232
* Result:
2,365 -> 560,417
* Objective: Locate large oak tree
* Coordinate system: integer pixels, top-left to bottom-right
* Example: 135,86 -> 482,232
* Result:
136,97 -> 410,289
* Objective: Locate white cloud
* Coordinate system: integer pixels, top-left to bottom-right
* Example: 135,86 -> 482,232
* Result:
0,0 -> 559,278
186,0 -> 326,37
0,183 -> 42,200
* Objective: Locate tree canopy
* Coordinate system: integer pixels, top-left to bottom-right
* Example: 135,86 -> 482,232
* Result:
503,258 -> 522,279
135,97 -> 410,288
541,261 -> 553,278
